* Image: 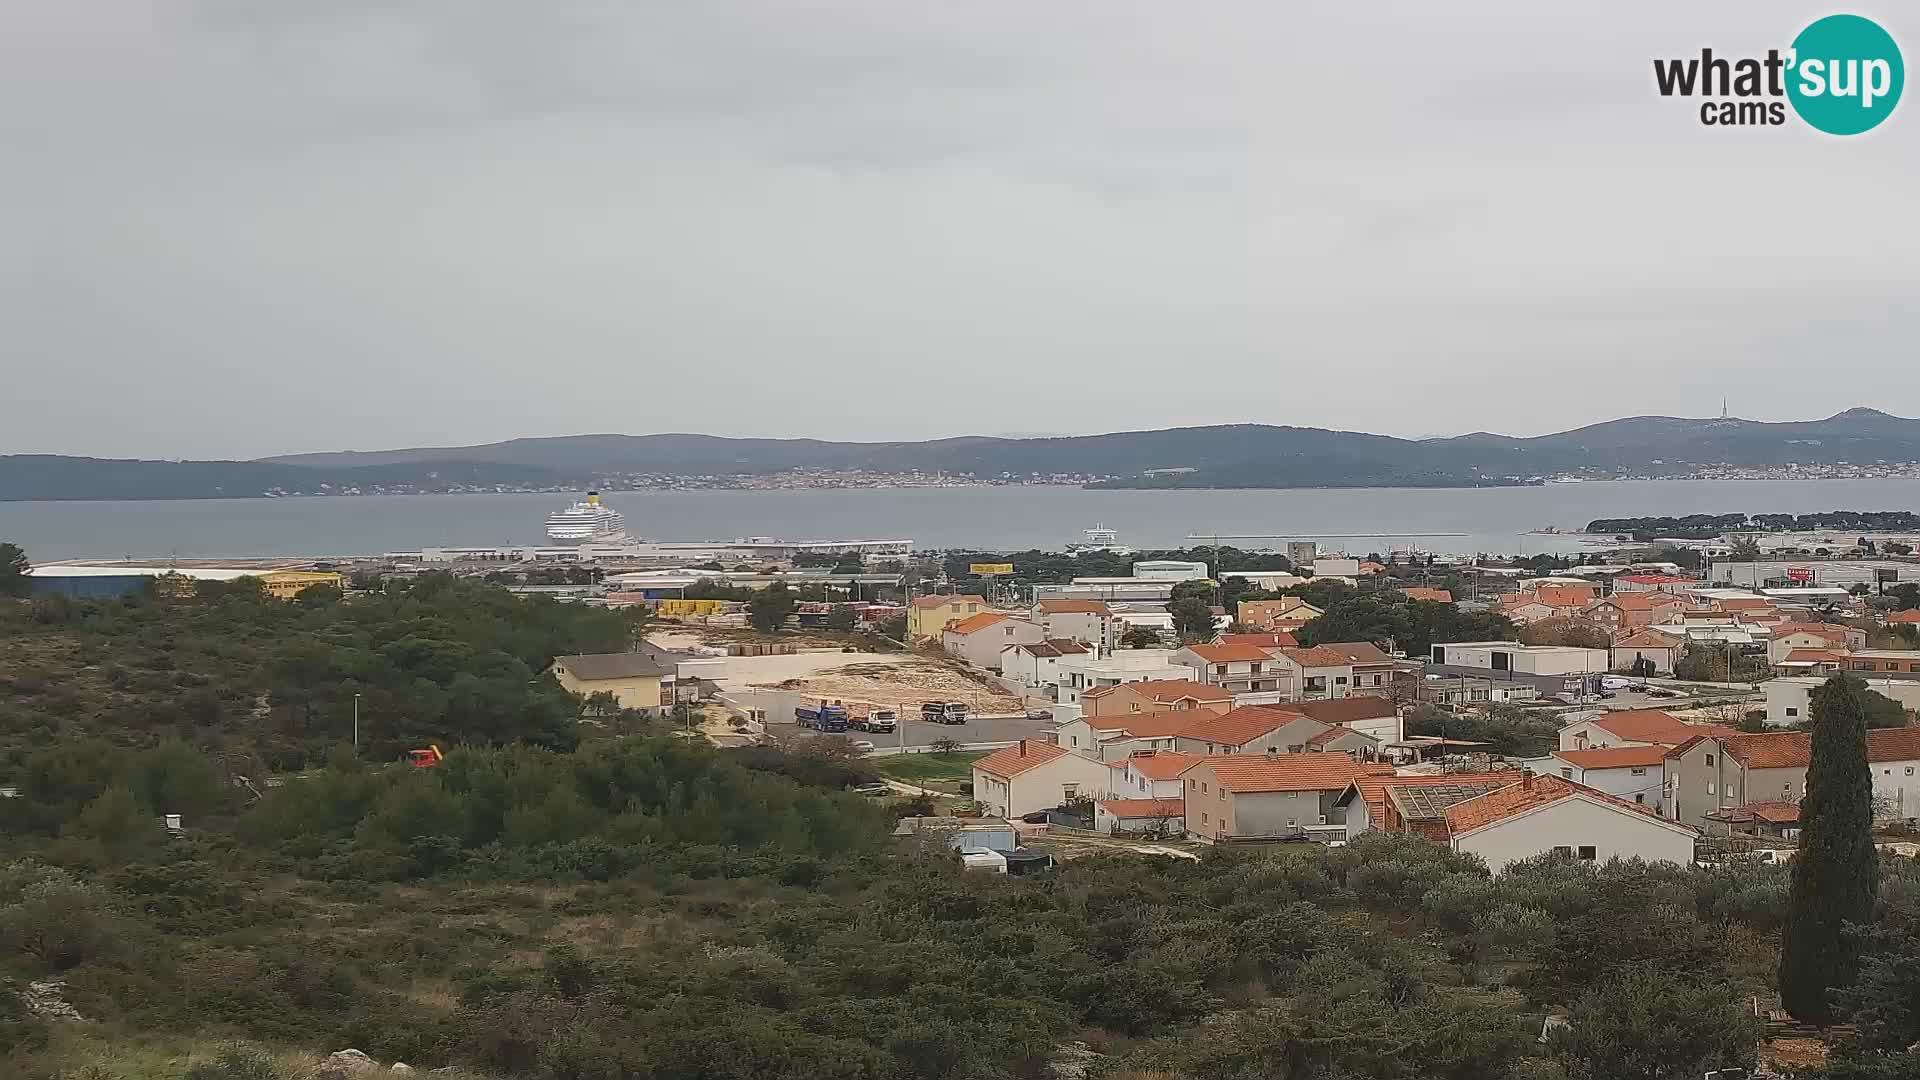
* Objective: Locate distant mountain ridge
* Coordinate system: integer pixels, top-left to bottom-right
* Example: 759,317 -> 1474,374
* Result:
6,409 -> 1920,500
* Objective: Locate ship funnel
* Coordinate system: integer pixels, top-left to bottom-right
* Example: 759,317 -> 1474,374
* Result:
587,491 -> 600,506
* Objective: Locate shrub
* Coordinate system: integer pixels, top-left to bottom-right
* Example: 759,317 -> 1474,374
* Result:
185,1043 -> 278,1080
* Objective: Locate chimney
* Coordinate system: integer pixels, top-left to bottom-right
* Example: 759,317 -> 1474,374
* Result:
1522,772 -> 1534,790
1019,740 -> 1027,757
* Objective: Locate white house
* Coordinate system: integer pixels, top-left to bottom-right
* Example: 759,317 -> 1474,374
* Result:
1429,641 -> 1610,676
1108,749 -> 1206,799
1031,600 -> 1117,653
942,613 -> 1044,672
1174,643 -> 1294,698
1765,676 -> 1920,727
1094,798 -> 1186,835
1443,774 -> 1699,873
1053,649 -> 1191,704
1529,746 -> 1667,809
1557,709 -> 1732,752
970,740 -> 1117,818
999,639 -> 1090,693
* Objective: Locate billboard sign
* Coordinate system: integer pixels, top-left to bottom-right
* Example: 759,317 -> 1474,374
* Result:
969,563 -> 1014,576
1786,566 -> 1814,582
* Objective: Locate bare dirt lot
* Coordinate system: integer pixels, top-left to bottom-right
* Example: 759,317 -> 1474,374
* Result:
748,655 -> 1021,713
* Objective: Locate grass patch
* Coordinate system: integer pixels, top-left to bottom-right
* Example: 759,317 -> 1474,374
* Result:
874,751 -> 986,790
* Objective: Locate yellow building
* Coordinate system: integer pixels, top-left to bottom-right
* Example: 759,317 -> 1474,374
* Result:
260,570 -> 345,600
550,653 -> 670,715
906,594 -> 989,642
654,598 -> 734,618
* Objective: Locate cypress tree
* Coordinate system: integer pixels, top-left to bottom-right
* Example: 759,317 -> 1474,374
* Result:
1778,673 -> 1879,1024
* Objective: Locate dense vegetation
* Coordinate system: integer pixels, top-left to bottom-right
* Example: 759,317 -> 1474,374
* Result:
6,572 -> 1920,1079
0,572 -> 639,773
1585,511 -> 1920,540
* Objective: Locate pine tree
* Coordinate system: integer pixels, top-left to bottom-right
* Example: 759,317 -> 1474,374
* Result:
1778,674 -> 1880,1024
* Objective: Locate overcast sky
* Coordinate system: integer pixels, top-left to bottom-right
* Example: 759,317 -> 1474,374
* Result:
4,2 -> 1916,458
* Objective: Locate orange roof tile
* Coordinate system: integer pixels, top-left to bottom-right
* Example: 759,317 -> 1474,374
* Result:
1741,800 -> 1802,824
972,739 -> 1068,779
1401,587 -> 1454,604
1087,711 -> 1209,738
1713,597 -> 1775,611
1036,600 -> 1112,615
1177,706 -> 1309,748
1886,610 -> 1920,624
1286,696 -> 1399,725
1443,773 -> 1683,836
1185,643 -> 1276,663
1279,645 -> 1358,668
1588,709 -> 1735,746
1194,754 -> 1368,794
1552,746 -> 1670,770
1097,798 -> 1185,819
1308,727 -> 1373,747
1694,729 -> 1920,771
1115,678 -> 1233,703
944,612 -> 1011,635
1312,641 -> 1396,665
1612,630 -> 1679,648
1781,648 -> 1844,665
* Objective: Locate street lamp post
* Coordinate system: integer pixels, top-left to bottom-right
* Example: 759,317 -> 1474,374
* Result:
352,693 -> 361,752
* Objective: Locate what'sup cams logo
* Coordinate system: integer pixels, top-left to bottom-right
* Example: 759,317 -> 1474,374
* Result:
1655,13 -> 1903,133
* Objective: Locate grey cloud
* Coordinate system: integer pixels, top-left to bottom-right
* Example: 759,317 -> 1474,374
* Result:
2,2 -> 1916,458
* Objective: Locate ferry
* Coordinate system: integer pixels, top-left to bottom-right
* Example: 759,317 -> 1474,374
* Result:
544,492 -> 629,544
1067,524 -> 1134,556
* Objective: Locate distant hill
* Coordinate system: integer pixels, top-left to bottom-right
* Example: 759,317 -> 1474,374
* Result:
7,408 -> 1920,500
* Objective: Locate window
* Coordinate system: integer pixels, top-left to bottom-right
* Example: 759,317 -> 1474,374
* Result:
1201,812 -> 1209,825
1189,779 -> 1196,790
1707,781 -> 1716,795
1336,676 -> 1348,685
1218,789 -> 1225,801
1063,784 -> 1078,799
1630,767 -> 1647,776
1201,782 -> 1209,794
1705,753 -> 1715,766
1578,846 -> 1597,861
1634,793 -> 1645,804
1559,768 -> 1573,779
1786,707 -> 1798,717
1552,845 -> 1572,857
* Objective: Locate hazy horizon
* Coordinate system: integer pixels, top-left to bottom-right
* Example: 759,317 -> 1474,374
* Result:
7,2 -> 1917,458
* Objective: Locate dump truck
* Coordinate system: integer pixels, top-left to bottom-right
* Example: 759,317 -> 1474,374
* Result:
796,700 -> 850,733
854,707 -> 898,734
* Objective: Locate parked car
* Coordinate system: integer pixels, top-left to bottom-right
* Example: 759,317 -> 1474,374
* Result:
850,740 -> 876,753
1025,708 -> 1053,721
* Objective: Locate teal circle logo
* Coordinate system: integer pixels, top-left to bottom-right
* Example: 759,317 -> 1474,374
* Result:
1787,14 -> 1903,135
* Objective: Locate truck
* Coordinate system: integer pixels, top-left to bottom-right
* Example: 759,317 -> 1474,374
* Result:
796,700 -> 850,733
854,707 -> 898,733
922,701 -> 968,725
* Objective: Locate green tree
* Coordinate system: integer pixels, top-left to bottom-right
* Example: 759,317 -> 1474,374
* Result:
748,582 -> 796,633
825,605 -> 856,632
1120,625 -> 1162,648
1552,964 -> 1759,1080
0,542 -> 28,597
1779,674 -> 1880,1024
1169,597 -> 1215,642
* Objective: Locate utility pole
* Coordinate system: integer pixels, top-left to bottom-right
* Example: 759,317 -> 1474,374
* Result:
352,693 -> 361,752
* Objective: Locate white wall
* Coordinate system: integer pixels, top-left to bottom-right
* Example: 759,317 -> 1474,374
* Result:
945,619 -> 1044,671
1544,761 -> 1664,807
1453,795 -> 1695,874
973,755 -> 1118,817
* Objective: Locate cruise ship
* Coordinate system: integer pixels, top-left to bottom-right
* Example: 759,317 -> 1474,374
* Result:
544,492 -> 629,544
